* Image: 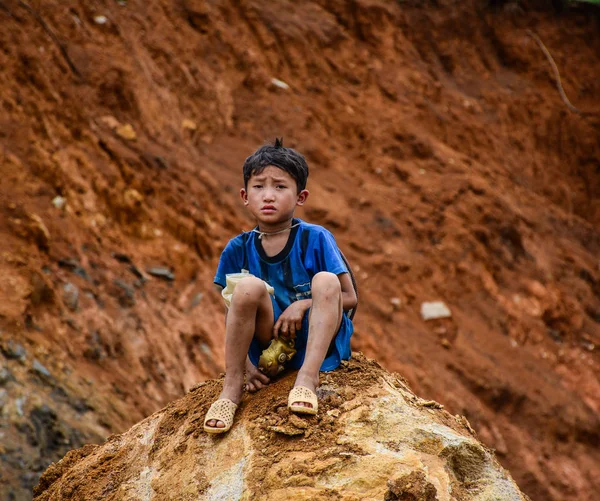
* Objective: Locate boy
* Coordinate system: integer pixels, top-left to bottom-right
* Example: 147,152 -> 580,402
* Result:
204,139 -> 357,433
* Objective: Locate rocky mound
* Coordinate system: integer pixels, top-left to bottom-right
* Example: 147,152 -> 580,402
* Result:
33,354 -> 528,501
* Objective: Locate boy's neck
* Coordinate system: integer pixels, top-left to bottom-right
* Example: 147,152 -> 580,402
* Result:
256,217 -> 295,234
256,218 -> 298,257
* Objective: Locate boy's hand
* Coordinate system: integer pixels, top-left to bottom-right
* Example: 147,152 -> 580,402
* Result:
273,299 -> 311,339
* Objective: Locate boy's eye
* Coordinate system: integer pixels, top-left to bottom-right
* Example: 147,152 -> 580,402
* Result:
253,184 -> 263,188
276,185 -> 286,189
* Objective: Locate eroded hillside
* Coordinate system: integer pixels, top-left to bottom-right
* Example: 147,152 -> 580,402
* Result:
0,1 -> 598,500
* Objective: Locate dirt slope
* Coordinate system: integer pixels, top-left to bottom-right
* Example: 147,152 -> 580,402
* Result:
0,1 -> 598,500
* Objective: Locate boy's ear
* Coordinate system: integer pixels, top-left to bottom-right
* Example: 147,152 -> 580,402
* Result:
240,188 -> 249,205
296,189 -> 309,206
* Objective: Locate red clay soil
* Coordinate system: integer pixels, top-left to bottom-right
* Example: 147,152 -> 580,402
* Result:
0,1 -> 598,500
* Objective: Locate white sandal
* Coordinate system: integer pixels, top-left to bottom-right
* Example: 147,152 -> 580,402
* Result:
203,398 -> 238,434
288,386 -> 318,415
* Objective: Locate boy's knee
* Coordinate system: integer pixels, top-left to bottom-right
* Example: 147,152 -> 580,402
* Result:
231,276 -> 267,305
311,272 -> 341,299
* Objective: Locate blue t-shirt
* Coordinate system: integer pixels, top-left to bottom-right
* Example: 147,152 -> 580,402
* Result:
214,218 -> 354,371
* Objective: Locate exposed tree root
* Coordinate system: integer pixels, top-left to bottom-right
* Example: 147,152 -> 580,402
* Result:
526,28 -> 597,116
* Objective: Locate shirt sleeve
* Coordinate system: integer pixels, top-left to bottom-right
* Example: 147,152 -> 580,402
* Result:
314,229 -> 348,275
214,238 -> 243,288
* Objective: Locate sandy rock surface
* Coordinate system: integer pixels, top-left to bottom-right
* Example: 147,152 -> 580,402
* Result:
34,355 -> 529,501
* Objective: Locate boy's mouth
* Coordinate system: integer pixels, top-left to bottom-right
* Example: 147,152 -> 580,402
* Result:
261,205 -> 276,213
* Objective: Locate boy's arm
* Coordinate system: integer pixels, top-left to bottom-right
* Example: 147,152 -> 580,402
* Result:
312,230 -> 356,311
338,272 -> 358,312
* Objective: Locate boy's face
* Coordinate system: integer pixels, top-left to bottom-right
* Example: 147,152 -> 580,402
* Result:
240,166 -> 309,227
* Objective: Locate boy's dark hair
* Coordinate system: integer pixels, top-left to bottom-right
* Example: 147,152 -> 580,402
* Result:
243,138 -> 309,192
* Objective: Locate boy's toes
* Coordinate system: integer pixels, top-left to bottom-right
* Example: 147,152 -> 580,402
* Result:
252,381 -> 265,391
291,401 -> 312,408
205,419 -> 224,428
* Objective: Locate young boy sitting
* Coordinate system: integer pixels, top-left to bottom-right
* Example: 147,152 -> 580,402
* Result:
204,139 -> 357,434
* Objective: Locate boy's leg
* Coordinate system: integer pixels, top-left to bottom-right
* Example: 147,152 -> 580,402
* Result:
291,272 -> 343,409
206,277 -> 274,429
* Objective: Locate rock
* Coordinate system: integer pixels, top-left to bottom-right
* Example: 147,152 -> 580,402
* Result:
116,123 -> 137,140
32,360 -> 52,379
62,283 -> 79,311
83,331 -> 107,361
99,115 -> 120,129
27,213 -> 50,251
128,265 -> 146,281
1,340 -> 27,361
29,404 -> 72,456
113,279 -> 135,307
390,297 -> 401,309
270,78 -> 290,90
288,414 -> 308,429
441,442 -> 487,483
15,396 -> 26,417
420,301 -> 452,321
0,389 -> 7,410
146,267 -> 175,281
182,119 -> 197,130
0,365 -> 14,385
33,354 -> 528,501
269,425 -> 305,436
51,196 -> 66,210
385,470 -> 438,501
527,280 -> 547,299
124,189 -> 143,209
112,252 -> 132,264
58,258 -> 89,281
418,399 -> 444,409
93,15 -> 108,24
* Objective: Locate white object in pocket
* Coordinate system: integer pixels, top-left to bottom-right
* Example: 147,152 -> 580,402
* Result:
222,269 -> 275,308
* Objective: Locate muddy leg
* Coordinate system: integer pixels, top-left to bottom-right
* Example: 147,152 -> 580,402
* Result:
291,272 -> 343,409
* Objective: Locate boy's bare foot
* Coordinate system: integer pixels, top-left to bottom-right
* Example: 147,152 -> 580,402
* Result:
244,357 -> 270,392
291,371 -> 320,410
